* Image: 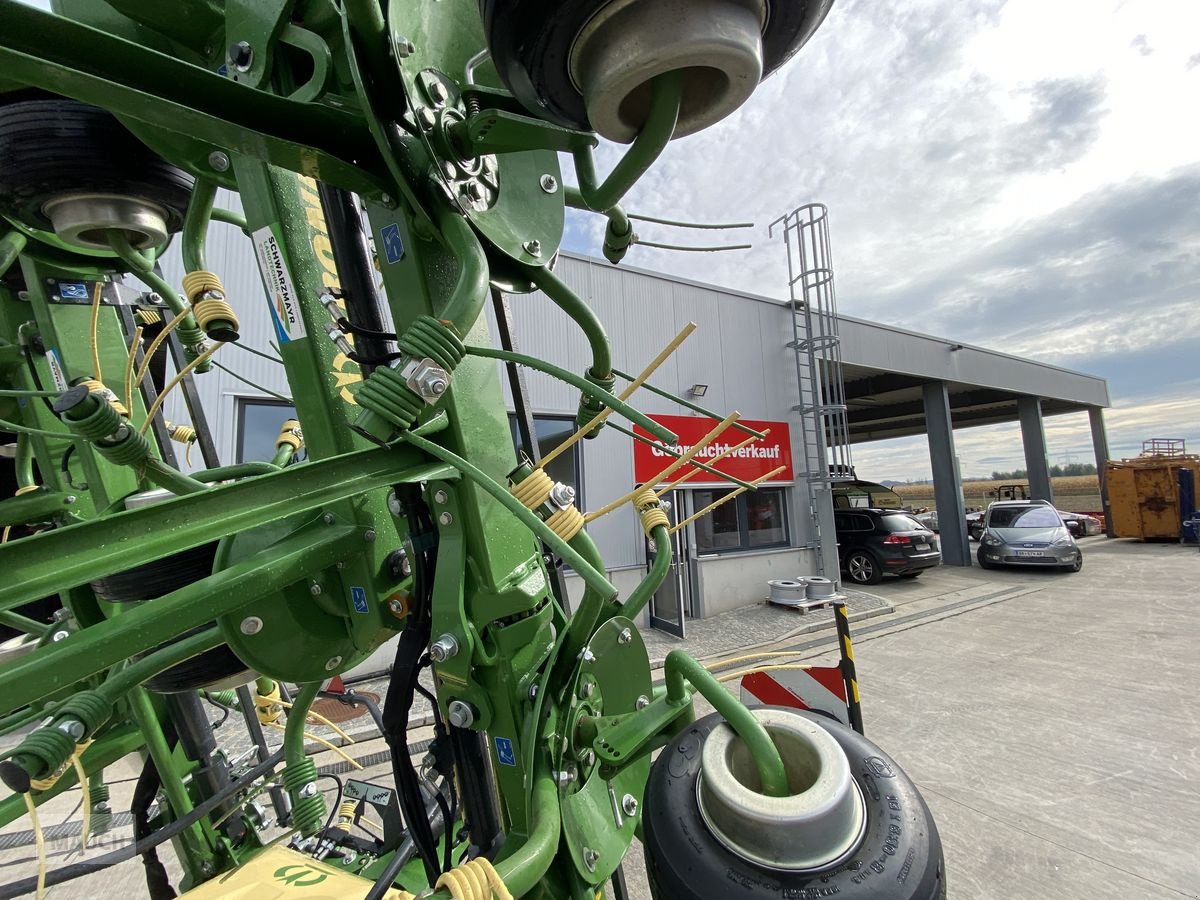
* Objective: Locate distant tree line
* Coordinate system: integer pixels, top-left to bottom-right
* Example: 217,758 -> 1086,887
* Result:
989,463 -> 1096,480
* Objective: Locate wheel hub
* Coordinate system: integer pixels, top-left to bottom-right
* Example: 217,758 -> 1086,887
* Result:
43,192 -> 169,251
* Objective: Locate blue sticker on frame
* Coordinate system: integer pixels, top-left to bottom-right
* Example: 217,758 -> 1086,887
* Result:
380,223 -> 405,264
494,737 -> 516,767
58,282 -> 89,300
351,586 -> 368,614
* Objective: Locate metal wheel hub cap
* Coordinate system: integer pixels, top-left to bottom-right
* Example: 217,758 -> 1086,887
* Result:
43,193 -> 169,251
697,707 -> 866,872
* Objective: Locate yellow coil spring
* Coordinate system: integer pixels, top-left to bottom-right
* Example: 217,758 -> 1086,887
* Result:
335,798 -> 358,832
14,485 -> 39,496
134,307 -> 163,325
432,856 -> 514,900
545,504 -> 585,542
511,468 -> 554,509
275,418 -> 304,450
164,421 -> 197,444
77,379 -> 129,418
255,683 -> 283,725
181,270 -> 239,337
634,487 -> 669,536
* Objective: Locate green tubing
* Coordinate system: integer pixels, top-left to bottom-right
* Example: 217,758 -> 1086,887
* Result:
399,430 -> 617,601
14,433 -> 34,488
211,207 -> 250,232
0,389 -> 61,398
0,610 -> 42,633
182,177 -> 218,272
611,368 -> 768,439
142,457 -> 211,495
607,422 -> 757,491
283,682 -> 326,835
0,417 -> 70,439
107,231 -> 209,359
622,524 -> 673,620
0,228 -> 27,276
555,529 -> 609,668
573,71 -> 683,214
526,263 -> 613,378
191,461 -> 280,482
491,760 -> 561,897
101,629 -> 225,700
435,204 -> 490,337
271,443 -> 297,467
464,345 -> 675,443
565,185 -> 633,265
664,651 -> 789,798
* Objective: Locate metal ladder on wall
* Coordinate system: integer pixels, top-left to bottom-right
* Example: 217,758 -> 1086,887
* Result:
769,203 -> 853,578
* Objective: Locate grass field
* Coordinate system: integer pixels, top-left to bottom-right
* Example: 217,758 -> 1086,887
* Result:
893,476 -> 1102,511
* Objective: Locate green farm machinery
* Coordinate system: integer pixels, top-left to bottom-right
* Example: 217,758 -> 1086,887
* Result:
0,1 -> 942,897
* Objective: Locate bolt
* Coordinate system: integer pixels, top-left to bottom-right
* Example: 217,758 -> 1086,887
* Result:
618,627 -> 632,645
463,181 -> 485,202
528,683 -> 539,700
441,161 -> 458,180
51,631 -> 68,642
427,377 -> 448,395
58,719 -> 85,740
434,490 -> 448,504
394,36 -> 415,58
580,749 -> 595,767
540,174 -> 559,193
579,680 -> 594,700
323,513 -> 335,525
549,483 -> 576,507
429,634 -> 459,663
199,860 -> 216,877
342,851 -> 358,866
325,656 -> 342,671
523,239 -> 542,257
417,108 -> 437,129
240,616 -> 264,635
439,512 -> 453,526
64,495 -> 76,505
381,193 -> 394,206
635,694 -> 650,710
364,529 -> 377,543
582,847 -> 599,872
622,794 -> 638,816
553,766 -> 577,788
299,782 -> 318,798
310,582 -> 323,596
229,41 -> 253,72
447,700 -> 475,728
208,151 -> 231,172
430,81 -> 449,105
387,598 -> 405,615
580,649 -> 596,664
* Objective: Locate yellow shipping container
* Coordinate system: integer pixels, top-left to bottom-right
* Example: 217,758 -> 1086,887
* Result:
1105,454 -> 1200,540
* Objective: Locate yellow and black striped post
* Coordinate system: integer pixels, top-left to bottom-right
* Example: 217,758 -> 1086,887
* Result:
834,601 -> 864,735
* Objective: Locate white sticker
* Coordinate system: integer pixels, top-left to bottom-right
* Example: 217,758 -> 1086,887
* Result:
45,349 -> 68,391
253,225 -> 307,344
344,779 -> 394,808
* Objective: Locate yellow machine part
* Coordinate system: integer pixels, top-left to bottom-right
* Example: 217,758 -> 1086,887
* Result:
182,846 -> 408,899
1105,456 -> 1200,539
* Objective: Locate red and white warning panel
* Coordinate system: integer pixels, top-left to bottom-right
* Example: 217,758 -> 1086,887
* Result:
741,666 -> 850,727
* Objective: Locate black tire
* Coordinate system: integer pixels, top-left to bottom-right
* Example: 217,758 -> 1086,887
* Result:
976,548 -> 995,570
90,543 -> 251,692
0,94 -> 193,235
845,550 -> 883,585
644,709 -> 946,900
479,0 -> 835,133
1062,553 -> 1083,574
899,571 -> 922,579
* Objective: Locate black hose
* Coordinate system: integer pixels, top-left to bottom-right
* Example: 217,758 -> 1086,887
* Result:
0,748 -> 284,900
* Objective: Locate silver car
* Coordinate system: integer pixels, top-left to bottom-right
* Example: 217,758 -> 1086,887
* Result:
976,500 -> 1083,572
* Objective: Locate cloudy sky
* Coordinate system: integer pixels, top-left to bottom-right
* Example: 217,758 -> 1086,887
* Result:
563,0 -> 1200,481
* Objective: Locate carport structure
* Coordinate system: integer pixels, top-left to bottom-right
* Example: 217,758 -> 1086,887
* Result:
833,316 -> 1112,565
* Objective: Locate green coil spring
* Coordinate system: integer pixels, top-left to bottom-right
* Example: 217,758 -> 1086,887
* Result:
204,689 -> 239,708
88,777 -> 114,835
55,691 -> 112,734
576,368 -> 617,437
282,756 -> 326,837
396,315 -> 465,371
96,428 -> 151,467
58,389 -> 152,466
0,726 -> 75,791
356,366 -> 426,434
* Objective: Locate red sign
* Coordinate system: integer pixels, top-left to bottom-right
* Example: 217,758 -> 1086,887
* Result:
632,414 -> 793,486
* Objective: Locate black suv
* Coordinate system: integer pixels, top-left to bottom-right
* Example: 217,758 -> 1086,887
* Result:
834,509 -> 941,585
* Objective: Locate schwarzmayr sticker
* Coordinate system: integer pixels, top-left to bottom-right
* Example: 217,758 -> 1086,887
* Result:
253,225 -> 307,344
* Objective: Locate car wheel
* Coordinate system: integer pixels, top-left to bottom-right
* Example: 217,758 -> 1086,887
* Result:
976,547 -> 995,570
1063,554 -> 1083,573
899,571 -> 922,578
643,708 -> 946,900
845,551 -> 882,585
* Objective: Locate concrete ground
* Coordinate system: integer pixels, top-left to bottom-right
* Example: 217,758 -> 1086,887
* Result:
2,536 -> 1197,898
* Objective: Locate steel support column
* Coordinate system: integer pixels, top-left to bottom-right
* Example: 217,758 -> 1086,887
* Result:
1018,396 -> 1054,503
922,382 -> 969,566
1089,406 -> 1114,538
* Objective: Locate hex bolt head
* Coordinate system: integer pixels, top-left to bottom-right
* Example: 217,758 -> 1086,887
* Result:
240,616 -> 264,635
439,512 -> 454,526
618,627 -> 632,645
579,680 -> 595,700
539,174 -> 559,193
635,694 -> 650,710
59,719 -> 85,740
582,847 -> 599,872
434,490 -> 448,504
364,529 -> 377,543
523,239 -> 542,257
447,700 -> 475,728
580,649 -> 596,664
322,513 -> 335,525
299,782 -> 318,798
418,108 -> 437,129
430,82 -> 449,105
208,151 -> 231,172
394,36 -> 415,58
309,583 -> 323,596
464,181 -> 486,202
429,633 -> 459,663
325,656 -> 342,671
428,377 -> 448,395
621,794 -> 638,816
441,161 -> 458,180
229,41 -> 253,71
549,483 -> 576,507
553,765 -> 577,788
387,598 -> 405,615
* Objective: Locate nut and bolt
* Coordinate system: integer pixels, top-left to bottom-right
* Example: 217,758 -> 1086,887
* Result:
364,529 -> 377,543
618,627 -> 632,645
429,81 -> 449,105
635,694 -> 650,710
387,598 -> 406,616
549,483 -> 576,507
429,634 -> 459,663
580,649 -> 596,664
553,765 -> 577,788
342,851 -> 358,866
58,720 -> 85,740
393,36 -> 415,58
417,108 -> 437,129
309,582 -> 323,596
51,631 -> 69,642
462,181 -> 486,202
539,174 -> 559,193
523,239 -> 542,257
579,680 -> 595,700
580,749 -> 595,767
447,700 -> 475,728
441,161 -> 458,180
240,616 -> 264,635
299,782 -> 318,798
208,151 -> 231,172
621,794 -> 639,816
439,512 -> 454,526
325,656 -> 343,671
229,41 -> 253,71
322,513 -> 335,525
434,490 -> 448,504
387,491 -> 403,517
582,847 -> 599,872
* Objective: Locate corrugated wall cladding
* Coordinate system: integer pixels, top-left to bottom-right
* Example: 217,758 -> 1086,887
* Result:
159,217 -> 815,568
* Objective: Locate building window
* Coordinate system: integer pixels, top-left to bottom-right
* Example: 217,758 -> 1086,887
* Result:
693,487 -> 790,553
507,415 -> 583,505
236,398 -> 298,463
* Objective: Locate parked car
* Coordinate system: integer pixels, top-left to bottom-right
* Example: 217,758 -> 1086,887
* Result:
834,509 -> 942,585
914,509 -> 938,532
832,479 -> 904,510
976,500 -> 1083,572
1058,510 -> 1102,537
966,510 -> 985,541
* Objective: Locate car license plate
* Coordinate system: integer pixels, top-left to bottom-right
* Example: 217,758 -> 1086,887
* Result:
915,543 -> 930,552
1015,550 -> 1044,557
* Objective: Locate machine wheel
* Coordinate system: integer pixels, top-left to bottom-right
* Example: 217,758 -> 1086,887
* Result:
0,94 -> 192,242
643,709 -> 946,900
845,550 -> 882,585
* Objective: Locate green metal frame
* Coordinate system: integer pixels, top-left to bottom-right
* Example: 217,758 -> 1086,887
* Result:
0,1 -> 791,896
